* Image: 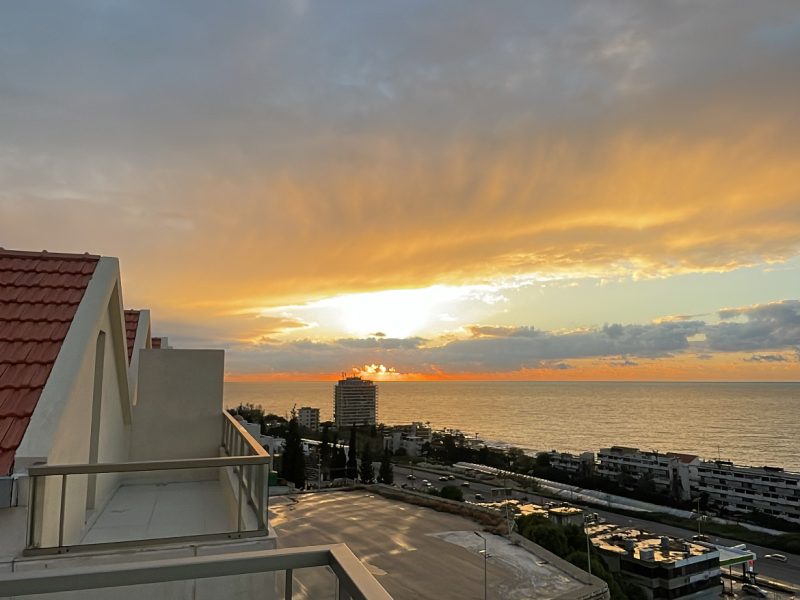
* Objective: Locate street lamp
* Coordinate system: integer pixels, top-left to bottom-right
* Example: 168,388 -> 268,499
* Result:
474,531 -> 487,600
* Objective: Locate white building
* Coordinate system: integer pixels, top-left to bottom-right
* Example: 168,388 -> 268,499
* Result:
597,446 -> 698,500
383,423 -> 432,457
695,460 -> 800,523
0,249 -> 390,600
334,376 -> 377,428
298,406 -> 320,432
546,451 -> 596,477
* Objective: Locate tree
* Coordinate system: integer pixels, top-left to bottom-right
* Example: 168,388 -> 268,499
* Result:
346,428 -> 358,480
439,485 -> 464,502
378,449 -> 394,484
281,416 -> 305,489
320,424 -> 331,480
332,446 -> 346,480
359,444 -> 375,483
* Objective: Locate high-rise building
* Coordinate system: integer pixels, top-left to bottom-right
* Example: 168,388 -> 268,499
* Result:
334,376 -> 377,428
298,406 -> 320,431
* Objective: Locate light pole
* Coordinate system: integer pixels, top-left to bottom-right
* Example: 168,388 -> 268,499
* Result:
583,522 -> 593,581
474,531 -> 487,600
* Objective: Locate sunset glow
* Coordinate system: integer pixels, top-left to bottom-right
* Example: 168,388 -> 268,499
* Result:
1,2 -> 798,381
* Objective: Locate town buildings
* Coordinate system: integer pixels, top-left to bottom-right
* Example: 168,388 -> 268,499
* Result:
383,422 -> 432,457
595,447 -> 699,501
298,406 -> 320,432
334,375 -> 377,428
547,450 -> 596,478
695,460 -> 800,523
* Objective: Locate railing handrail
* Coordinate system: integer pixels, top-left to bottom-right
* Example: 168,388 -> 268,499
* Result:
223,411 -> 269,457
0,544 -> 393,600
27,454 -> 270,477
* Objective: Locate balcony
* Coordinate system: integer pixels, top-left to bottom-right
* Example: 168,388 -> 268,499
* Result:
22,413 -> 269,555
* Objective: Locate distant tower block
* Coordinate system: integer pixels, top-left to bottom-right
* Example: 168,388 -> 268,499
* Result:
334,376 -> 378,428
298,406 -> 320,431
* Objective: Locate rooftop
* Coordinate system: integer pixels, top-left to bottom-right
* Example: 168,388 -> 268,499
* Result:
0,249 -> 99,475
586,522 -> 718,564
123,309 -> 140,363
271,490 -> 590,600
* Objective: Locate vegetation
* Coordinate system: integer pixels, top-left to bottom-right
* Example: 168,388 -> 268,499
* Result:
228,403 -> 288,436
359,444 -> 375,484
378,449 -> 394,484
346,427 -> 358,480
437,485 -> 464,502
280,415 -> 305,489
319,424 -> 331,480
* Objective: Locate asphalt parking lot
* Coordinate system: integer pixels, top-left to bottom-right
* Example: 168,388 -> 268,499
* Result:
270,490 -> 587,600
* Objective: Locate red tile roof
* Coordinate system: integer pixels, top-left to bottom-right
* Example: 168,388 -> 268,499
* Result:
124,310 -> 140,363
151,337 -> 162,349
0,249 -> 99,475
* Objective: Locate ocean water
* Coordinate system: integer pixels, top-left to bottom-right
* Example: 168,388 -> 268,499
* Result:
224,381 -> 800,471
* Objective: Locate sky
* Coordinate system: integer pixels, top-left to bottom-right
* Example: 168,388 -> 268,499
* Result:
1,0 -> 799,381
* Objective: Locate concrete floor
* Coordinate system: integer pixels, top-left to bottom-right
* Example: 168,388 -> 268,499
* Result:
270,490 -> 584,600
80,480 -> 232,545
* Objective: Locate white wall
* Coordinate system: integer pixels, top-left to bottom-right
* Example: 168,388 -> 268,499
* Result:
131,350 -> 224,462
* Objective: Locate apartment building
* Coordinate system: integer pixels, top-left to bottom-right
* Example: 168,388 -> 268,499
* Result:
696,460 -> 800,523
334,376 -> 377,428
383,423 -> 432,457
298,406 -> 320,432
588,523 -> 722,600
0,249 -> 390,600
597,447 -> 698,500
546,451 -> 596,477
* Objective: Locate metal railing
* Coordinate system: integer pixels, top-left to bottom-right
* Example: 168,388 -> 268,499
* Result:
222,411 -> 271,527
0,544 -> 394,600
26,440 -> 270,554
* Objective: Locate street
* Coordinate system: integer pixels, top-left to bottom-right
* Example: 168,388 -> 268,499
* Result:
391,464 -> 800,587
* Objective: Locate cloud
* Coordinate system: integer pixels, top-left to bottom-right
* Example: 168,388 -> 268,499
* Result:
744,354 -> 788,363
708,300 -> 800,351
0,2 -> 799,316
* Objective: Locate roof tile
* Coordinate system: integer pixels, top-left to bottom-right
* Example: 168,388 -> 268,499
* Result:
0,249 -> 99,475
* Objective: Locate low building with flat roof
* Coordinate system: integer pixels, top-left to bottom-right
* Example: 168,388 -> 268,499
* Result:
587,522 -> 721,600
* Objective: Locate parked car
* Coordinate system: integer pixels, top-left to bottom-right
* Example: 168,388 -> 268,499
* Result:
406,474 -> 416,480
447,475 -> 456,480
462,481 -> 470,487
439,476 -> 448,481
764,553 -> 788,562
692,535 -> 710,543
474,493 -> 484,501
742,584 -> 768,597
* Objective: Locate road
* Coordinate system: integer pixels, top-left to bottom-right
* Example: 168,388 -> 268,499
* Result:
392,464 -> 800,587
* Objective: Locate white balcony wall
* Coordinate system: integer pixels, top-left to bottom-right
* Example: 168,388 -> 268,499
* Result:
131,349 -> 224,462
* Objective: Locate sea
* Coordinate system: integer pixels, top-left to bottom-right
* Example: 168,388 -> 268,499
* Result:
224,381 -> 800,471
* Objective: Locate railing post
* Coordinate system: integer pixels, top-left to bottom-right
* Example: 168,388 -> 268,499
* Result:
284,568 -> 293,600
58,474 -> 67,547
26,475 -> 38,549
237,467 -> 244,532
257,464 -> 266,529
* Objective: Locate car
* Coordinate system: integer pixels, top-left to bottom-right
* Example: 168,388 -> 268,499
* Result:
742,584 -> 768,598
406,474 -> 416,480
423,481 -> 432,488
462,481 -> 470,487
447,475 -> 456,480
439,476 -> 448,481
764,553 -> 788,562
692,535 -> 710,543
474,493 -> 484,501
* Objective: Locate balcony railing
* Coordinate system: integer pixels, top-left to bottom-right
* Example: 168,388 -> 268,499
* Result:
26,454 -> 270,555
0,543 -> 394,600
222,410 -> 271,524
